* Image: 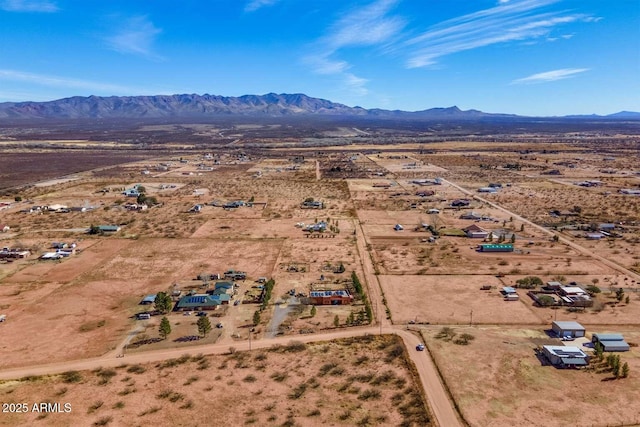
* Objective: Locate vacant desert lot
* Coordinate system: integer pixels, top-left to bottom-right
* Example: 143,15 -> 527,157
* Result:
423,326 -> 640,427
380,275 -> 542,324
0,335 -> 431,427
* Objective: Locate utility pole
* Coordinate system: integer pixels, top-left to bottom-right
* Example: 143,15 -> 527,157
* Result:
470,310 -> 473,326
248,330 -> 252,351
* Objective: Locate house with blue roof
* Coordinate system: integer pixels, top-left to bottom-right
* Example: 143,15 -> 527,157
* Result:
175,293 -> 230,311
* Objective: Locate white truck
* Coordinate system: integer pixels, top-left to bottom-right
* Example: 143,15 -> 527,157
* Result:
0,314 -> 6,322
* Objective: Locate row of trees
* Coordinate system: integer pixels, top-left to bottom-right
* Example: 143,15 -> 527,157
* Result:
158,316 -> 212,340
593,343 -> 630,378
351,272 -> 372,323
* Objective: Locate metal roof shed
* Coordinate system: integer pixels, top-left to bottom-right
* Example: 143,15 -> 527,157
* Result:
552,321 -> 586,338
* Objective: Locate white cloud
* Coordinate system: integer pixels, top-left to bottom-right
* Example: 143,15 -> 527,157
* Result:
0,69 -> 138,93
244,0 -> 280,13
0,0 -> 57,12
305,0 -> 405,97
511,68 -> 589,84
405,0 -> 598,68
105,15 -> 163,59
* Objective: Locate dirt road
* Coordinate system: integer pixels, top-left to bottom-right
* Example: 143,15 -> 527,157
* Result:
443,179 -> 640,282
352,215 -> 462,426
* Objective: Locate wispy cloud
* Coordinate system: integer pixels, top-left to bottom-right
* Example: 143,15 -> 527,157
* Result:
105,15 -> 162,59
244,0 -> 280,13
405,0 -> 598,68
0,0 -> 58,12
511,68 -> 589,84
305,0 -> 405,96
0,69 -> 138,93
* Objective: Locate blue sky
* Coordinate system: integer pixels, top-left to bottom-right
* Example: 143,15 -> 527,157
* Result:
0,0 -> 638,115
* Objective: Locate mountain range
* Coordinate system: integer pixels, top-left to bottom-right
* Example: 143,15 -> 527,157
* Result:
0,93 -> 637,120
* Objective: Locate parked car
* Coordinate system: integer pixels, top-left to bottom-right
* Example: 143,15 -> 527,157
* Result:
416,344 -> 425,351
561,336 -> 575,341
216,322 -> 223,328
196,311 -> 207,317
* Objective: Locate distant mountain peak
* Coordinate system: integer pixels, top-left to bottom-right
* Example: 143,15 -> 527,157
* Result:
0,93 -> 637,120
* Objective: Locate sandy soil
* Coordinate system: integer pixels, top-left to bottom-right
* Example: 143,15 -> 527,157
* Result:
422,325 -> 640,427
0,335 -> 431,427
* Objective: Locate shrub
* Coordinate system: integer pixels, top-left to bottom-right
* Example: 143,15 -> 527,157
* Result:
288,383 -> 307,399
93,416 -> 112,426
61,371 -> 82,383
127,365 -> 146,374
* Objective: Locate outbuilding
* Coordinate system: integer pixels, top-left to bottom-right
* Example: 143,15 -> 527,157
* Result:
552,321 -> 585,338
592,333 -> 630,352
477,243 -> 514,252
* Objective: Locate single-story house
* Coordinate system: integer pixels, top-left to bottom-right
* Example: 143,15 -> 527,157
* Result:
545,281 -> 563,290
463,224 -> 489,239
122,189 -> 140,197
598,223 -> 616,231
40,252 -> 63,260
460,212 -> 482,220
175,293 -> 230,311
585,232 -> 604,240
0,224 -> 9,233
301,200 -> 324,209
46,204 -> 68,212
477,243 -> 514,252
309,290 -> 354,305
52,242 -> 68,249
451,199 -> 470,207
206,282 -> 234,296
140,294 -> 156,305
552,321 -> 586,338
560,286 -> 589,297
478,187 -> 498,193
592,333 -> 630,352
502,286 -> 517,295
542,345 -> 589,368
98,225 -> 121,233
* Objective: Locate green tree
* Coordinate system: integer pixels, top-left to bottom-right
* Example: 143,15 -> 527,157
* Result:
625,295 -> 630,304
552,235 -> 559,242
510,234 -> 516,244
88,224 -> 102,235
621,362 -> 630,378
253,310 -> 261,326
615,288 -> 625,302
515,276 -> 543,289
310,306 -> 317,318
520,224 -> 525,232
159,316 -> 171,340
333,315 -> 339,327
197,316 -> 212,338
537,295 -> 555,307
14,196 -> 22,202
154,292 -> 173,314
594,342 -> 604,362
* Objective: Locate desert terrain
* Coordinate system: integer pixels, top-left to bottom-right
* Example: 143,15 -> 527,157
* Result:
1,120 -> 639,426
